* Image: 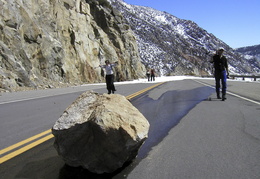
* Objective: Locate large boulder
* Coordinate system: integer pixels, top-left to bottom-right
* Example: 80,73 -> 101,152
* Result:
52,91 -> 150,174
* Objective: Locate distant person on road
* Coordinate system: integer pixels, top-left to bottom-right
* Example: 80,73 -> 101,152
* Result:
99,60 -> 117,94
210,48 -> 229,101
146,69 -> 151,81
150,69 -> 155,81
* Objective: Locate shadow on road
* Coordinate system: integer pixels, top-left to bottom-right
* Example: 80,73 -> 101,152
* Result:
113,86 -> 214,178
0,85 -> 214,179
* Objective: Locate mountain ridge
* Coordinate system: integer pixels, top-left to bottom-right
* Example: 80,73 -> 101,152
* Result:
110,0 -> 259,76
0,0 -> 259,92
235,44 -> 260,71
236,44 -> 260,57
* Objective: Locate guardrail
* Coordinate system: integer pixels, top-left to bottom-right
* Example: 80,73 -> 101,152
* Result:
230,75 -> 260,81
201,75 -> 260,81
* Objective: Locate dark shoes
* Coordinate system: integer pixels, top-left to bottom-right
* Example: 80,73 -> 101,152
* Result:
217,94 -> 226,101
108,89 -> 116,94
222,94 -> 226,101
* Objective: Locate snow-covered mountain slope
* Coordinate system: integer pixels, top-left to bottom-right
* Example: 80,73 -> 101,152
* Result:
110,0 -> 259,75
236,44 -> 260,60
236,45 -> 260,74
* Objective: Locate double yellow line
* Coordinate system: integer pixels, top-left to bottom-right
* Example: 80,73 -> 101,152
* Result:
126,82 -> 164,100
0,130 -> 54,164
0,82 -> 165,164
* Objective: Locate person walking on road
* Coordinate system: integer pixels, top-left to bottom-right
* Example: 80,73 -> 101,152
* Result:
150,69 -> 155,81
210,48 -> 229,101
146,69 -> 151,81
99,60 -> 117,94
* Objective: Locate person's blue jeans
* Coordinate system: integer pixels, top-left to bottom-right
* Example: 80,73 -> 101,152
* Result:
215,70 -> 227,96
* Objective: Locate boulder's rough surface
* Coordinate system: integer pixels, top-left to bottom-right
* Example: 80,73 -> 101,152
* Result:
52,91 -> 149,174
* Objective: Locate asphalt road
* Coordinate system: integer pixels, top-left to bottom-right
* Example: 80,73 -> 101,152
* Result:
0,82 -> 157,149
195,78 -> 260,103
0,79 -> 259,179
126,79 -> 260,179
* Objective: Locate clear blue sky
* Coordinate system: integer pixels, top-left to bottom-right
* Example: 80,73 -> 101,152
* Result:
123,0 -> 260,49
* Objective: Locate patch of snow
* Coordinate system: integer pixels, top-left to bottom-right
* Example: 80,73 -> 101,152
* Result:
155,15 -> 167,24
244,55 -> 253,59
175,24 -> 187,38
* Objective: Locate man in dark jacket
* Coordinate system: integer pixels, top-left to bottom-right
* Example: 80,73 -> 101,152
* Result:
210,48 -> 229,101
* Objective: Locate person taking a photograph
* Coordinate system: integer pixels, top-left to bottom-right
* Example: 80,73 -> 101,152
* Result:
210,48 -> 229,101
99,60 -> 117,94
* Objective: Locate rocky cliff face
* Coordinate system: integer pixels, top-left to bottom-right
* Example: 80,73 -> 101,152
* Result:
0,0 -> 145,92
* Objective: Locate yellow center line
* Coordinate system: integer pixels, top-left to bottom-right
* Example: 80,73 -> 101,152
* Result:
0,129 -> 52,155
0,82 -> 165,164
0,134 -> 54,164
126,82 -> 164,99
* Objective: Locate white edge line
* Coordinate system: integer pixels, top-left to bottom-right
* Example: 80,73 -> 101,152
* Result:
194,80 -> 260,105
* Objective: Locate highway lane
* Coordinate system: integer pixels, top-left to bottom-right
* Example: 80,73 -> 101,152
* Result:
0,79 -> 259,178
126,80 -> 260,179
0,82 -> 158,150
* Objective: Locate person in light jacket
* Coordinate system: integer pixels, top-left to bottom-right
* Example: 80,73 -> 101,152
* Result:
146,69 -> 151,81
99,60 -> 117,94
